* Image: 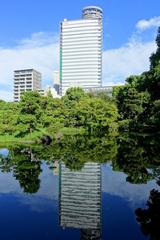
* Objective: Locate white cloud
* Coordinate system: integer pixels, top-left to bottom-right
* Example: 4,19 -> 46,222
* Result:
0,32 -> 59,101
18,32 -> 58,48
102,164 -> 158,208
102,17 -> 158,86
0,90 -> 13,101
0,25 -> 157,101
136,16 -> 160,31
103,39 -> 156,86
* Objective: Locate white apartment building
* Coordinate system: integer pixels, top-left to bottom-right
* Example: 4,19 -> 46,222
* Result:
60,6 -> 103,96
14,69 -> 41,102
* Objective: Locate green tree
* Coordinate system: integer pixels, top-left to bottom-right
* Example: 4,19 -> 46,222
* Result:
62,87 -> 86,103
66,96 -> 119,135
16,114 -> 37,137
19,91 -> 42,116
16,92 -> 42,137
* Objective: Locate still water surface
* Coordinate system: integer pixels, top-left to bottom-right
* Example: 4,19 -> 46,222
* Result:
0,142 -> 159,240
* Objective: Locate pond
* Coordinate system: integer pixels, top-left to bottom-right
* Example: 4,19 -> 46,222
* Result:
0,134 -> 159,240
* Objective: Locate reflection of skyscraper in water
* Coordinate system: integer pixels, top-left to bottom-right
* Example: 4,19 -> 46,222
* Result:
53,160 -> 59,176
59,162 -> 102,240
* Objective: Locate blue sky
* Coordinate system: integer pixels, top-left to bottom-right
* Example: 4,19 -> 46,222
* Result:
1,0 -> 160,49
0,0 -> 160,100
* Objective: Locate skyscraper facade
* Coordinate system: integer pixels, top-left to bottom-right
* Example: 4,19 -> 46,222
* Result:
13,69 -> 41,102
60,6 -> 103,96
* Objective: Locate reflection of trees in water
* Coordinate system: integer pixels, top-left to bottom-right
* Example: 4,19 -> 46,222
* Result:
56,135 -> 117,171
153,167 -> 160,186
80,229 -> 101,240
12,147 -> 42,193
113,133 -> 160,184
0,134 -> 117,194
13,159 -> 41,194
0,132 -> 160,239
1,132 -> 160,194
0,155 -> 12,173
134,137 -> 160,240
31,134 -> 118,171
135,189 -> 160,240
0,146 -> 42,194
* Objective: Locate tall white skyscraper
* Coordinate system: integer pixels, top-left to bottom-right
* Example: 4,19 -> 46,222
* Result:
14,69 -> 41,102
60,6 -> 103,96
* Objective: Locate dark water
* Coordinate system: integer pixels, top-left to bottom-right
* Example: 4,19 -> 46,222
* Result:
0,134 -> 159,240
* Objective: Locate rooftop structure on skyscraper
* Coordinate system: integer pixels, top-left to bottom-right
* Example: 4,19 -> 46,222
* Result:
82,6 -> 103,20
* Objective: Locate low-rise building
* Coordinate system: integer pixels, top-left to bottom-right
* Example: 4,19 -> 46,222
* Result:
38,86 -> 61,98
13,69 -> 41,102
84,86 -> 113,96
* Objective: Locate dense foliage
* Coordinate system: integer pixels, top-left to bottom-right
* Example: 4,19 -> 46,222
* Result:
0,88 -> 118,140
0,101 -> 18,134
